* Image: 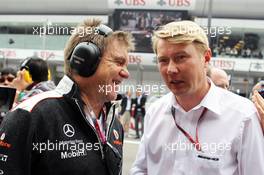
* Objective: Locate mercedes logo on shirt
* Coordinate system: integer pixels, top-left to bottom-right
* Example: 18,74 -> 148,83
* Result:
63,124 -> 75,137
0,133 -> 5,141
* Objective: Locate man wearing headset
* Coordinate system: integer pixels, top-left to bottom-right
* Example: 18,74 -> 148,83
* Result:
11,57 -> 56,104
0,18 -> 134,175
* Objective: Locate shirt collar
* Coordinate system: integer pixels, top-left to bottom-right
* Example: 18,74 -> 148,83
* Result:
199,79 -> 221,116
55,75 -> 75,96
55,75 -> 118,115
167,78 -> 221,116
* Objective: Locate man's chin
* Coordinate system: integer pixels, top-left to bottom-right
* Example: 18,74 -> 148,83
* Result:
170,88 -> 185,96
106,92 -> 117,102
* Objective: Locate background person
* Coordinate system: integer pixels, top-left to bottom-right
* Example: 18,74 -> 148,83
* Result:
11,57 -> 56,104
252,80 -> 264,92
120,90 -> 133,138
207,66 -> 230,89
251,81 -> 264,132
0,67 -> 16,87
133,89 -> 147,139
0,67 -> 17,123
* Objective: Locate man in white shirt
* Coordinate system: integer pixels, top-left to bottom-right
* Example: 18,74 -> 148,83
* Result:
131,21 -> 264,175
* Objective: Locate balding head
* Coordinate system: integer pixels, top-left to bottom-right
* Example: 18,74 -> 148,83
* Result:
209,67 -> 230,90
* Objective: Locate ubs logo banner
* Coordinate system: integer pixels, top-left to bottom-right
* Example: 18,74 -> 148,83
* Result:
108,0 -> 196,10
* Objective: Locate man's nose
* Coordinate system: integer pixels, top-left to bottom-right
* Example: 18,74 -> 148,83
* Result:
167,60 -> 179,74
119,68 -> 129,79
4,79 -> 9,85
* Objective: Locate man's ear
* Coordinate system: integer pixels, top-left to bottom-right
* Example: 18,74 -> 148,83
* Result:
205,49 -> 212,63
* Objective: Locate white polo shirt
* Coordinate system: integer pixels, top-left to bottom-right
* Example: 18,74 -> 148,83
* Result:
131,82 -> 264,175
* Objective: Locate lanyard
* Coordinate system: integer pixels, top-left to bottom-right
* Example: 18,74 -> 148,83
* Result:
92,107 -> 107,144
171,106 -> 207,152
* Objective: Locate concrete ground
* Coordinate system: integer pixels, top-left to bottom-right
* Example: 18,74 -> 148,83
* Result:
122,137 -> 140,175
121,117 -> 143,174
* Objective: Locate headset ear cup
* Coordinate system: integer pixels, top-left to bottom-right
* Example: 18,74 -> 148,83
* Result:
68,25 -> 113,77
48,69 -> 51,80
23,70 -> 33,84
70,42 -> 101,77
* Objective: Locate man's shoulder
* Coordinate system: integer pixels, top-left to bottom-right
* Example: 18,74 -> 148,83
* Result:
13,90 -> 63,113
220,88 -> 253,105
217,88 -> 256,117
147,93 -> 171,113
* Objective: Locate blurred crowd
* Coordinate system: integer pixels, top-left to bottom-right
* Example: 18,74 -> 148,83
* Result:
119,89 -> 147,139
212,45 -> 263,59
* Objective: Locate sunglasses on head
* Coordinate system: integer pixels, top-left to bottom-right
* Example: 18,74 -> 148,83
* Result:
0,76 -> 15,83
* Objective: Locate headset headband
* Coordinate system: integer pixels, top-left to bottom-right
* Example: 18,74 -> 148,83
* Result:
67,24 -> 113,61
97,24 -> 113,37
20,57 -> 31,70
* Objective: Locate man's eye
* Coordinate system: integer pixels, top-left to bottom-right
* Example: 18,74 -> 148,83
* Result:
176,55 -> 186,60
116,60 -> 124,66
158,58 -> 168,63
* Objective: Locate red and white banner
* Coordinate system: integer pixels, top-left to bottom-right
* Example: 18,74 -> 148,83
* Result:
1,48 -> 264,73
0,49 -> 63,61
108,0 -> 196,10
210,59 -> 235,70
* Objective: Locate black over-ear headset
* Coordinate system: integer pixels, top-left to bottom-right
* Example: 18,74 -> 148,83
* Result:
68,24 -> 113,77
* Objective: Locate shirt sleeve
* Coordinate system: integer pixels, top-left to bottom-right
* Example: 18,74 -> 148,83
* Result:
238,112 -> 264,175
130,110 -> 150,175
130,134 -> 148,175
0,109 -> 33,175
